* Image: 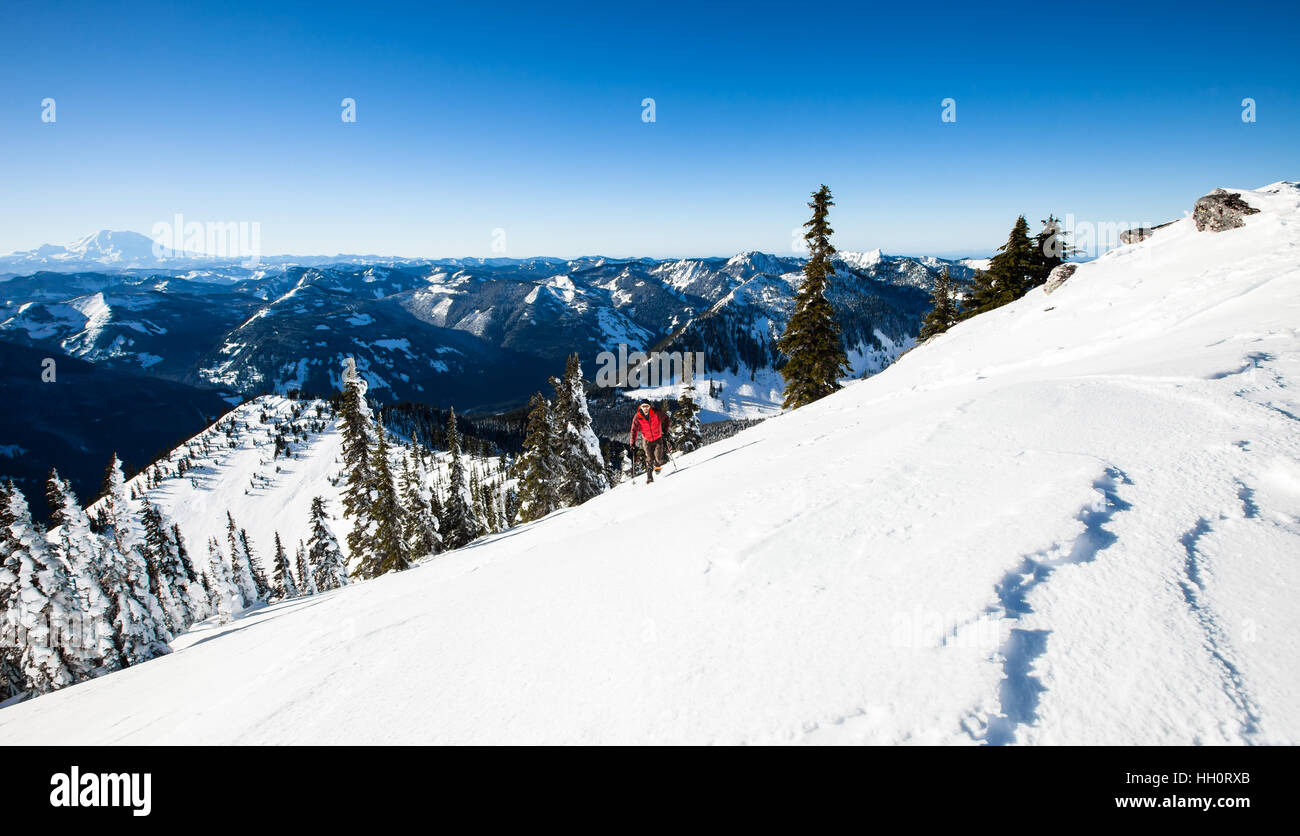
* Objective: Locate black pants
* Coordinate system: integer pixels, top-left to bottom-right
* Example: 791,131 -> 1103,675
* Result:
640,437 -> 668,481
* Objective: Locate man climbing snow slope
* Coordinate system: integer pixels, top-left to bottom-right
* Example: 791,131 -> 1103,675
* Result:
629,401 -> 670,483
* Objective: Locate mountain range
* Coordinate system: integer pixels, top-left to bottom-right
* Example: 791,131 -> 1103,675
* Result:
1,235 -> 986,412
0,232 -> 985,507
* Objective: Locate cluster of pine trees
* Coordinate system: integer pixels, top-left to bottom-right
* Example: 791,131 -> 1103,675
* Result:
514,354 -> 707,515
513,353 -> 609,523
775,186 -> 1075,405
0,452 -> 353,703
0,461 -> 185,701
336,357 -> 517,579
921,215 -> 1073,338
2,354 -> 719,696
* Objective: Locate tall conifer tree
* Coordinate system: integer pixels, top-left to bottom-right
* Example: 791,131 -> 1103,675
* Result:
552,354 -> 608,506
777,185 -> 850,409
440,409 -> 480,550
920,267 -> 959,340
516,393 -> 563,523
307,497 -> 349,592
339,357 -> 379,565
270,532 -> 299,599
352,425 -> 410,578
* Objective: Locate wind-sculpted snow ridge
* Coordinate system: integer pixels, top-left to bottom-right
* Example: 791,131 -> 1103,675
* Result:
2,184 -> 1298,745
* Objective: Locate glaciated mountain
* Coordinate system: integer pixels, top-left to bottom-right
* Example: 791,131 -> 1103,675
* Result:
0,230 -> 213,274
2,183 -> 1296,745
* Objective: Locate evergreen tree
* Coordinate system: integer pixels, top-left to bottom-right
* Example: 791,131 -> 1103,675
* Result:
270,532 -> 299,600
1030,215 -> 1074,287
552,354 -> 608,506
205,537 -> 238,625
307,497 -> 349,592
171,522 -> 209,622
295,540 -> 317,597
4,486 -> 77,693
670,388 -> 703,453
428,479 -> 445,538
777,184 -> 850,409
400,457 -> 441,560
919,267 -> 959,340
962,268 -> 996,317
45,469 -> 67,532
503,480 -> 521,525
45,471 -> 120,674
140,499 -> 186,636
338,357 -> 378,564
962,215 -> 1036,318
0,483 -> 25,699
352,425 -> 410,578
226,512 -> 259,607
515,393 -> 563,523
98,457 -> 172,665
239,528 -> 271,601
440,408 -> 480,550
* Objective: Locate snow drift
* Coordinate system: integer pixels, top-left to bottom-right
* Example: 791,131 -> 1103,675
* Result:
2,183 -> 1298,745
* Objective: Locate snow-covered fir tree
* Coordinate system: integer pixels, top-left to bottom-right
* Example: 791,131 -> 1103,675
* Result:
270,532 -> 298,600
552,353 -> 608,506
205,537 -> 238,625
225,512 -> 261,607
338,357 -> 379,564
45,470 -> 120,675
295,540 -> 317,597
352,424 -> 410,578
140,499 -> 186,636
671,388 -> 703,453
240,527 -> 272,602
307,497 -> 349,592
4,486 -> 77,693
98,456 -> 172,666
440,408 -> 480,550
170,522 -> 209,622
502,476 -> 521,525
515,393 -> 563,523
0,483 -> 25,700
400,456 -> 441,559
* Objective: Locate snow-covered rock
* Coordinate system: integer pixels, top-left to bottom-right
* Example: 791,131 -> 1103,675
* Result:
1193,188 -> 1262,232
1044,263 -> 1078,294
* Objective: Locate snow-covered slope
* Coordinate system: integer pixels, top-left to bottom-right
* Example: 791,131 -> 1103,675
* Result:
2,184 -> 1298,745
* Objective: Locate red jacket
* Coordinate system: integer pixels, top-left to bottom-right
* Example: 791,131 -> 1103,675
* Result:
630,408 -> 664,446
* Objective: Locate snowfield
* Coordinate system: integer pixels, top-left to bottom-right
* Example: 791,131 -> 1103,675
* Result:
2,184 -> 1298,744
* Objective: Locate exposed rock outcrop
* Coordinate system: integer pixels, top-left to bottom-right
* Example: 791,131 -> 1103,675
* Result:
1119,220 -> 1175,245
1044,263 -> 1078,295
1193,189 -> 1260,232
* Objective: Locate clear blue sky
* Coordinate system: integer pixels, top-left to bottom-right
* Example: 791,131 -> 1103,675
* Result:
1,0 -> 1296,259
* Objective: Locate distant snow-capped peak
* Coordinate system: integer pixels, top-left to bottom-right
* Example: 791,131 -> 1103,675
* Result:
836,249 -> 884,270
